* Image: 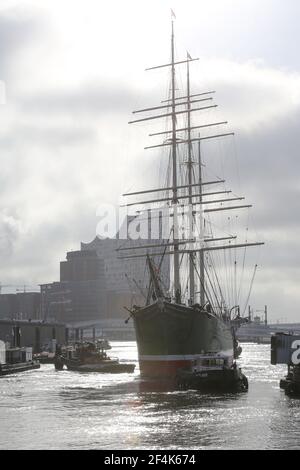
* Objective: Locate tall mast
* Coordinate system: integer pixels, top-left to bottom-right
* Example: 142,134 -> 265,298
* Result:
171,20 -> 180,299
123,19 -> 265,308
186,54 -> 195,303
198,137 -> 205,306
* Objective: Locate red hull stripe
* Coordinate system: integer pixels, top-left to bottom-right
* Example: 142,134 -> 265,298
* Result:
139,350 -> 234,378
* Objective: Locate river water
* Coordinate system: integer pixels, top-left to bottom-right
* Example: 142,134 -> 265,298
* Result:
0,342 -> 299,450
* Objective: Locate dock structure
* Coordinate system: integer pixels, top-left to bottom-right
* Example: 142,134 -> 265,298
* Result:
0,319 -> 66,353
67,319 -> 136,342
271,332 -> 300,396
237,316 -> 300,344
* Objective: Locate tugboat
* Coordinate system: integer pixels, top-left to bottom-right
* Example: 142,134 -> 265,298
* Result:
279,365 -> 300,397
96,338 -> 111,350
176,358 -> 248,392
54,342 -> 135,373
34,351 -> 56,364
120,14 -> 263,392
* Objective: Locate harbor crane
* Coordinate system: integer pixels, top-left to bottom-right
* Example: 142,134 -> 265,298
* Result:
0,283 -> 39,294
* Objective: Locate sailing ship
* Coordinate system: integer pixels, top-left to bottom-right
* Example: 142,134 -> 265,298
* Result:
119,17 -> 263,389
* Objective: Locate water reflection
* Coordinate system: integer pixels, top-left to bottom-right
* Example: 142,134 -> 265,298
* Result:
0,342 -> 300,449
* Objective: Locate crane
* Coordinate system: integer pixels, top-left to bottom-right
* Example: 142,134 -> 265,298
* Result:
0,283 -> 39,294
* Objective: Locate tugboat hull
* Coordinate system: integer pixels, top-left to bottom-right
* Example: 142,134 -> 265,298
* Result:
64,360 -> 135,373
280,367 -> 300,397
176,366 -> 248,392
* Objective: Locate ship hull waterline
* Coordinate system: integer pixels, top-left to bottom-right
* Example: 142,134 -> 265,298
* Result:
133,300 -> 235,383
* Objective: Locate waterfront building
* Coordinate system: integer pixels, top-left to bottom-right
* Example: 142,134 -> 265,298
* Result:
40,214 -> 170,335
0,292 -> 41,321
40,249 -> 107,324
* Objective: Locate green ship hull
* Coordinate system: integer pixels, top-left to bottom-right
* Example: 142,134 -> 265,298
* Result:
133,300 -> 234,378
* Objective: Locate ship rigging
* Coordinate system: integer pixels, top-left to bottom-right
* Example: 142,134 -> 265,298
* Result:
118,16 -> 264,387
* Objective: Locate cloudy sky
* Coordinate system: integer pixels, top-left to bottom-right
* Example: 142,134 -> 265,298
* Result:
0,0 -> 300,321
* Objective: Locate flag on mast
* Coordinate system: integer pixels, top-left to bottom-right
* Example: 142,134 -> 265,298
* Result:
171,9 -> 176,19
187,51 -> 192,60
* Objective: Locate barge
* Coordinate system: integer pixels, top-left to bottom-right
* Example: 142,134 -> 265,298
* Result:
0,346 -> 40,376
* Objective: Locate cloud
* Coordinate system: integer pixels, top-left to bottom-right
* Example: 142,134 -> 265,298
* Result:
193,58 -> 300,131
0,8 -> 44,80
0,209 -> 24,259
0,1 -> 300,322
1,123 -> 96,148
18,81 -> 137,116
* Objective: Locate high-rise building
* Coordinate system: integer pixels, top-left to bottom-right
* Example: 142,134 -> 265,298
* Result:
40,250 -> 107,324
40,216 -> 170,332
0,292 -> 41,320
81,216 -> 170,321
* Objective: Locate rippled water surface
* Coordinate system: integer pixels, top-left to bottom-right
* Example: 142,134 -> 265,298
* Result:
0,342 -> 299,449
